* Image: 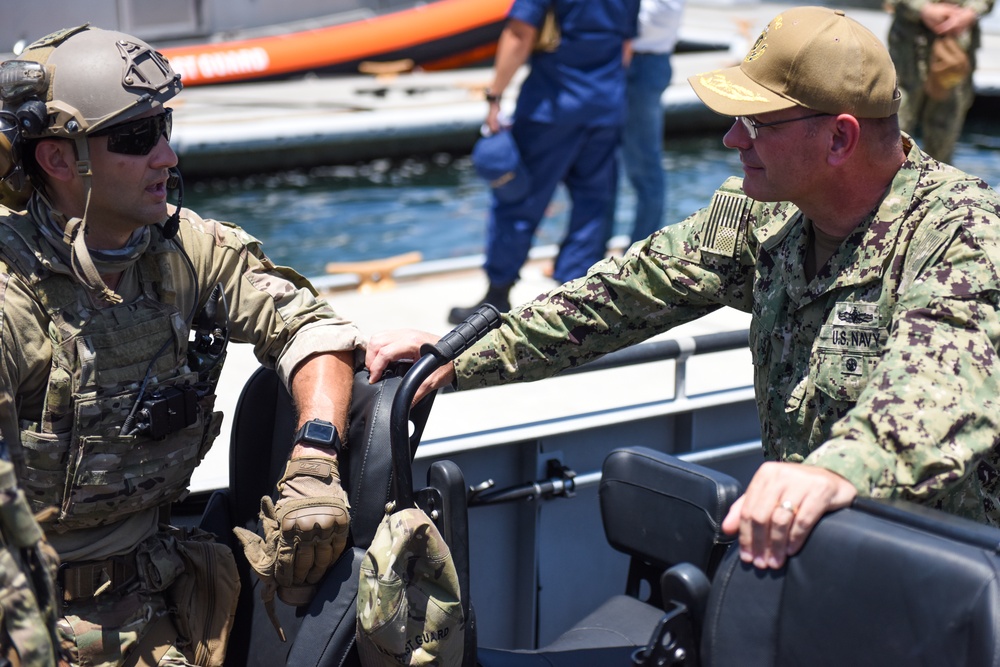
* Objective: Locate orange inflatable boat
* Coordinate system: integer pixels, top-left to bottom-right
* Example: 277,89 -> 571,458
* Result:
159,0 -> 513,86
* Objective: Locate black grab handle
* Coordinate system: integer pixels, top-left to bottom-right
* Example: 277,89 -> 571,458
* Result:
390,305 -> 502,507
419,304 -> 502,362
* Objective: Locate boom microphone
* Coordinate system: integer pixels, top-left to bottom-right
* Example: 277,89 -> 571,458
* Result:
162,167 -> 183,239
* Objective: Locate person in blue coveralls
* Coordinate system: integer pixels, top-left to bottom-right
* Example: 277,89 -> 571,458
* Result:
621,0 -> 684,245
449,0 -> 641,324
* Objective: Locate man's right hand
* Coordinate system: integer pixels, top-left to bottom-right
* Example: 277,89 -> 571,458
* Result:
366,329 -> 456,403
721,462 -> 857,570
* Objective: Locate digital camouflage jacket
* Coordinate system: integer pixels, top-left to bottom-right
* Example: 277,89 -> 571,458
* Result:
456,136 -> 1000,525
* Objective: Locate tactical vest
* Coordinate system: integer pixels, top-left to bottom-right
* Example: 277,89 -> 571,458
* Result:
0,214 -> 223,532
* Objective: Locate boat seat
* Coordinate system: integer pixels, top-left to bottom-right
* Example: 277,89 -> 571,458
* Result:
701,498 -> 1000,667
478,449 -> 1000,666
475,447 -> 742,666
200,363 -> 434,667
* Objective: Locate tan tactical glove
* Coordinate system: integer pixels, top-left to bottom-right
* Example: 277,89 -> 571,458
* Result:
234,456 -> 350,637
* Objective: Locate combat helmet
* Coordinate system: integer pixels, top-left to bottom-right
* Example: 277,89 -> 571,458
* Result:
0,25 -> 182,301
0,24 -> 182,202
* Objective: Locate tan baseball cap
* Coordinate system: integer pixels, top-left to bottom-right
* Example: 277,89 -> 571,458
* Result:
688,6 -> 901,118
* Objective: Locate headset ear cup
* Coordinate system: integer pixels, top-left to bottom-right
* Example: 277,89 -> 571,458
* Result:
0,111 -> 32,210
0,129 -> 14,181
15,100 -> 48,137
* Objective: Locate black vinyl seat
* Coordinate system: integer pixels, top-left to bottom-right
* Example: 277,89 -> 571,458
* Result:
702,498 -> 1000,667
479,448 -> 1000,667
475,447 -> 743,667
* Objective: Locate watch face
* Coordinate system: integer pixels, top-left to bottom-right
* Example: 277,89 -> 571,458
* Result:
304,421 -> 336,444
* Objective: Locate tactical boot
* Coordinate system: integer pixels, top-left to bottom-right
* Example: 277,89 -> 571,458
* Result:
448,282 -> 512,324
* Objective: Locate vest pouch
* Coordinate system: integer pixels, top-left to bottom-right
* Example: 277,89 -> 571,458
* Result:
167,528 -> 240,667
63,432 -> 203,528
17,428 -> 72,514
60,389 -> 208,529
136,532 -> 187,594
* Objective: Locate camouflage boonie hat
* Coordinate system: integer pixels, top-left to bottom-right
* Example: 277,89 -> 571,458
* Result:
357,505 -> 464,666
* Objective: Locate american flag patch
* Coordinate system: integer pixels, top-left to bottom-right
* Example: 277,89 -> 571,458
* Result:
701,191 -> 750,258
898,228 -> 948,294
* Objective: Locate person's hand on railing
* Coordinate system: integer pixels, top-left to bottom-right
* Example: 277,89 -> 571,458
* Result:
367,329 -> 456,404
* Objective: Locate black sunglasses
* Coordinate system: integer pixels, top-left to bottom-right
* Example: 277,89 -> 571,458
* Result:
92,109 -> 172,156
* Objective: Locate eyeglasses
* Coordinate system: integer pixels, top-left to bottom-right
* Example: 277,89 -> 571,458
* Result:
92,109 -> 172,156
737,112 -> 831,140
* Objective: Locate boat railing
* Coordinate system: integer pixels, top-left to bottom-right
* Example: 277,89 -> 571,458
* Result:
560,328 -> 750,399
416,327 -> 758,462
459,328 -> 760,505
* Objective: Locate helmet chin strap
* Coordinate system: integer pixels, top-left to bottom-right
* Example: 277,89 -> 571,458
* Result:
53,141 -> 182,305
61,137 -> 124,305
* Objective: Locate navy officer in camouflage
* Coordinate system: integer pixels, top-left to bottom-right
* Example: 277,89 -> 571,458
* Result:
368,6 -> 1000,571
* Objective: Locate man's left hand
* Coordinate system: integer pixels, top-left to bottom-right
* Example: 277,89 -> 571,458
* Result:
721,462 -> 857,570
235,455 -> 351,606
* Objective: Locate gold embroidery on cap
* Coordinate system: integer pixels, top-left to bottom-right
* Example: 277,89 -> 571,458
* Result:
744,29 -> 769,62
697,73 -> 770,102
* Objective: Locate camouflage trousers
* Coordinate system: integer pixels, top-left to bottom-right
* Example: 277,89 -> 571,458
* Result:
57,589 -> 197,667
55,527 -> 239,667
888,15 -> 976,164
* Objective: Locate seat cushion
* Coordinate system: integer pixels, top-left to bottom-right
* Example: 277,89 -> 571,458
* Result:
475,595 -> 664,667
544,594 -> 665,651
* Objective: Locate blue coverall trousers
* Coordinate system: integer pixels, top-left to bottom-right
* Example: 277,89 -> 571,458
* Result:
484,119 -> 620,286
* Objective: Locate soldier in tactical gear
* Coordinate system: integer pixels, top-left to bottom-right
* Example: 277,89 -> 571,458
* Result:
0,25 -> 362,666
368,6 -> 1000,576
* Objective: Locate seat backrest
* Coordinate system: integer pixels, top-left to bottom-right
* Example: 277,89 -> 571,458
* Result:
227,364 -> 435,545
222,363 -> 435,667
229,366 -> 296,533
701,498 -> 1000,667
345,366 -> 434,547
599,447 -> 741,606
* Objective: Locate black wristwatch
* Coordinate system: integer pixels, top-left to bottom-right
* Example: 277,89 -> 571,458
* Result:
484,88 -> 501,104
293,419 -> 341,454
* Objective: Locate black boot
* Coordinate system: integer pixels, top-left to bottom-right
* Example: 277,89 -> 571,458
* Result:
448,283 -> 512,324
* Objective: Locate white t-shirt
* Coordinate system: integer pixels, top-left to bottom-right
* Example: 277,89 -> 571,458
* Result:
632,0 -> 684,54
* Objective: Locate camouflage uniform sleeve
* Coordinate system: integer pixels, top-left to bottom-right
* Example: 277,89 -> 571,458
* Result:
455,177 -> 760,389
0,263 -> 53,450
806,201 -> 1000,504
176,210 -> 364,387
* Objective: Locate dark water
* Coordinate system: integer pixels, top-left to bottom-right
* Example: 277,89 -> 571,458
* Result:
184,121 -> 1000,279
